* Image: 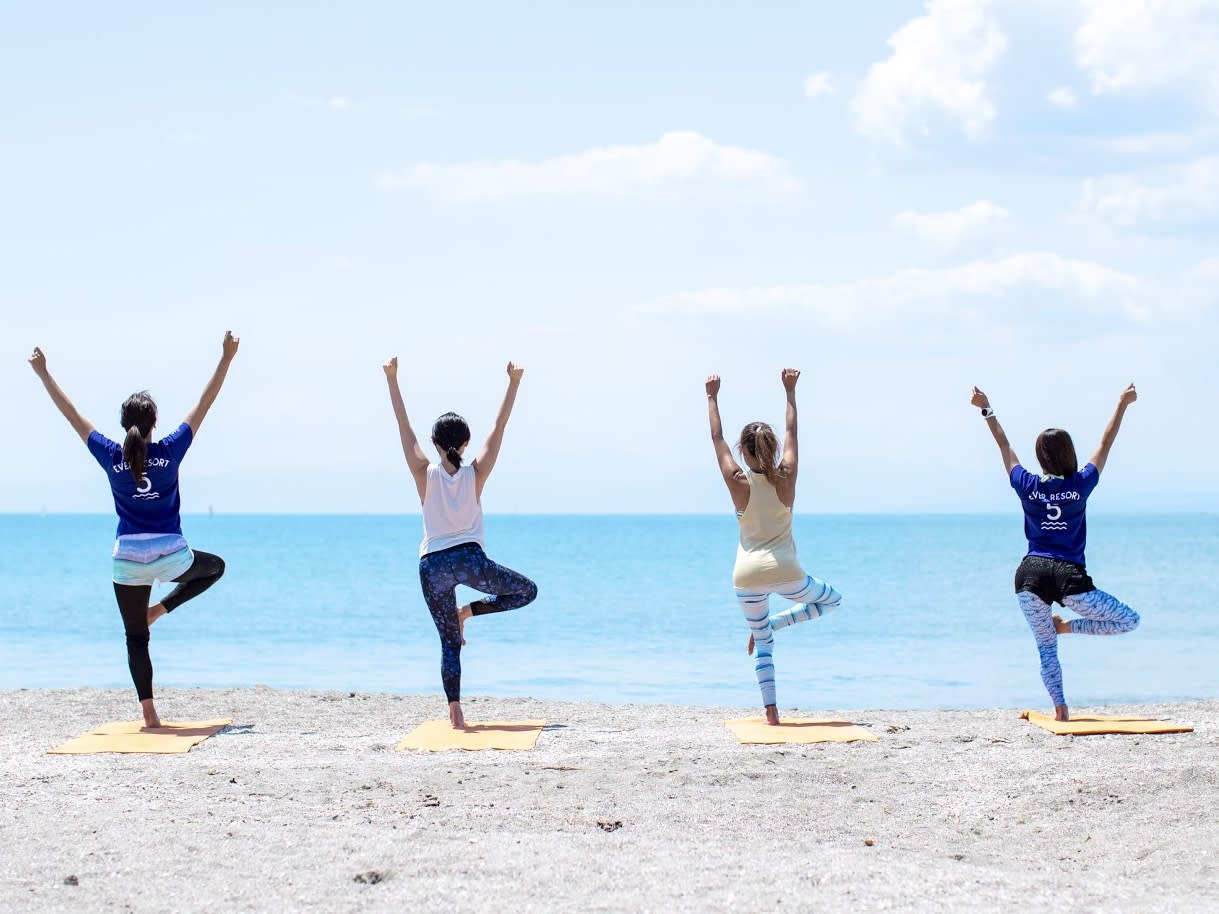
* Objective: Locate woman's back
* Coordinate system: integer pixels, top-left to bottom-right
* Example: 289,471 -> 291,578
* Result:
420,463 -> 484,556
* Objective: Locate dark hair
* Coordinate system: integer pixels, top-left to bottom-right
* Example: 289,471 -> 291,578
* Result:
1035,428 -> 1078,477
432,412 -> 471,469
120,392 -> 157,484
737,422 -> 784,485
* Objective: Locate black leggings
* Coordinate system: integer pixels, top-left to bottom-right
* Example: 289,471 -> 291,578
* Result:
112,551 -> 226,701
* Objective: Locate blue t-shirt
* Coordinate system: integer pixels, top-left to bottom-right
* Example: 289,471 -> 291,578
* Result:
1010,463 -> 1099,567
87,423 -> 194,537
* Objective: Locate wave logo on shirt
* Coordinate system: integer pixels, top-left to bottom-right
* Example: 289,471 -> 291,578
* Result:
1039,503 -> 1066,531
132,475 -> 161,501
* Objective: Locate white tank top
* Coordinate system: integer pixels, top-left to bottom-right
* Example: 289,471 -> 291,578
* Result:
419,464 -> 485,557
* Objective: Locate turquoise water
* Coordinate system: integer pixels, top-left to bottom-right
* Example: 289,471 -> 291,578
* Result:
1,514 -> 1216,710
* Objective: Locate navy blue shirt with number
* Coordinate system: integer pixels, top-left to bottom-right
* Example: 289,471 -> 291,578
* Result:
87,423 -> 194,536
1009,463 -> 1099,567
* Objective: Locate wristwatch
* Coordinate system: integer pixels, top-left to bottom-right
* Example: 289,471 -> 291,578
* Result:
980,407 -> 996,419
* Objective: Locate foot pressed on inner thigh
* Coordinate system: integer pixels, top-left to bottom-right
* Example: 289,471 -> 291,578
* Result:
747,633 -> 755,656
457,605 -> 472,645
1053,614 -> 1071,635
147,603 -> 168,627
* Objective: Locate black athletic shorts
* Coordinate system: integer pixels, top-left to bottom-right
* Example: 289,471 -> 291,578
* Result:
1014,555 -> 1095,606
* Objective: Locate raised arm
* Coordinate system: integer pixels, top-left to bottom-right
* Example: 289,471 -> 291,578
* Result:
779,368 -> 799,478
473,361 -> 524,498
383,357 -> 429,502
706,375 -> 748,511
183,331 -> 240,435
1089,383 -> 1137,475
970,386 -> 1020,475
28,347 -> 95,443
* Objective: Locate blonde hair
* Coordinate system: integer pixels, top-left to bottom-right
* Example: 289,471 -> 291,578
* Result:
737,422 -> 784,485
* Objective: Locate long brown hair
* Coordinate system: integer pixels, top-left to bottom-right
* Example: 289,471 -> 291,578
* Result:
737,422 -> 784,485
1035,428 -> 1078,477
120,392 -> 157,484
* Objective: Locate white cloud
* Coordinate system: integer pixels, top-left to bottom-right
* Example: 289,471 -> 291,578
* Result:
295,95 -> 363,113
379,131 -> 803,202
1075,0 -> 1219,104
1048,87 -> 1078,109
852,0 -> 1007,145
1080,157 -> 1219,227
803,71 -> 836,98
640,253 -> 1144,328
892,200 -> 1009,251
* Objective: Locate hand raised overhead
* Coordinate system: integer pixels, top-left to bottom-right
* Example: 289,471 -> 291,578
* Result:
970,386 -> 991,409
705,374 -> 721,397
383,356 -> 399,378
28,346 -> 48,377
1119,382 -> 1137,407
222,330 -> 240,360
781,368 -> 800,391
507,361 -> 525,383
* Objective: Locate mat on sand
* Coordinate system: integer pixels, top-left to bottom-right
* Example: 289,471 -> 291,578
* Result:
1020,710 -> 1194,736
725,717 -> 879,744
396,719 -> 547,752
48,719 -> 233,755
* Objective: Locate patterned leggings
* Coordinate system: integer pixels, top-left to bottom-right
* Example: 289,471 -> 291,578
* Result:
1017,588 -> 1139,707
735,575 -> 842,708
418,542 -> 537,703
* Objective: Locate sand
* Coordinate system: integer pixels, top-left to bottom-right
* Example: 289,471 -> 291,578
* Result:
1,688 -> 1216,913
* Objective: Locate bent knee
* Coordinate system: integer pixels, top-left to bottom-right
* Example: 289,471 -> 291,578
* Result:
522,580 -> 538,604
210,556 -> 226,580
1125,610 -> 1140,632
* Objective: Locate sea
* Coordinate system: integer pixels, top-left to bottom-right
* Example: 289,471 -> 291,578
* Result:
1,513 -> 1216,710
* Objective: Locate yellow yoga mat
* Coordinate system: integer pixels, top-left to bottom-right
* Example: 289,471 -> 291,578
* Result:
396,719 -> 547,752
1021,710 -> 1194,736
725,717 -> 879,745
48,719 -> 233,755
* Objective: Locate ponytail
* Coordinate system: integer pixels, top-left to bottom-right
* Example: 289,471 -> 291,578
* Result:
123,426 -> 147,484
738,422 -> 785,486
431,412 -> 472,470
119,391 -> 158,485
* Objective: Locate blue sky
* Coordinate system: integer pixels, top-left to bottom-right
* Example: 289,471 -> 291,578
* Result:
5,1 -> 1217,513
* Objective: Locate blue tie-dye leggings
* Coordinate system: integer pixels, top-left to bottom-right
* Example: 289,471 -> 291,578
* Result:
418,542 -> 538,703
1017,588 -> 1140,707
735,575 -> 843,708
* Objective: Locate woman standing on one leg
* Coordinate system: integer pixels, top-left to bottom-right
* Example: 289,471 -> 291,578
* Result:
384,357 -> 538,729
29,331 -> 239,728
970,383 -> 1141,721
706,369 -> 843,726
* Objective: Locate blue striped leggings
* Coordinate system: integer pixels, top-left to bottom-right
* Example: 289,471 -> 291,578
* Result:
1017,588 -> 1139,707
735,575 -> 842,708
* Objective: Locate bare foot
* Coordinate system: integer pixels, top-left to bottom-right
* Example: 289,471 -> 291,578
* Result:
140,699 -> 162,730
147,603 -> 168,627
1053,614 -> 1071,635
448,701 -> 466,729
764,705 -> 780,726
457,605 -> 473,646
1054,704 -> 1070,722
747,633 -> 755,656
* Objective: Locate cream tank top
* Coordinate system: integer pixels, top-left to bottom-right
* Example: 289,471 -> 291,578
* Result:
732,470 -> 805,589
419,464 -> 485,557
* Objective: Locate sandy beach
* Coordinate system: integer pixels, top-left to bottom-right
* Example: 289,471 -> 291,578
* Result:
1,688 -> 1215,913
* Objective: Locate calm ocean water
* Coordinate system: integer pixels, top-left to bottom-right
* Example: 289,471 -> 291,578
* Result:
1,513 -> 1216,710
